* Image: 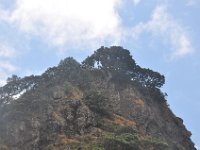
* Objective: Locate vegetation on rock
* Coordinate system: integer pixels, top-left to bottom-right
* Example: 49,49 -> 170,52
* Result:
0,46 -> 196,150
84,91 -> 110,116
82,46 -> 165,88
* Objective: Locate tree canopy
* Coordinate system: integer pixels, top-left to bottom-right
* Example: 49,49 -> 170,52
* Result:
82,46 -> 165,88
6,75 -> 21,83
82,46 -> 136,71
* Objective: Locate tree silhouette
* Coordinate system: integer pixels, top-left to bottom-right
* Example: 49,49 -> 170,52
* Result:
132,66 -> 165,88
6,75 -> 20,83
82,46 -> 165,88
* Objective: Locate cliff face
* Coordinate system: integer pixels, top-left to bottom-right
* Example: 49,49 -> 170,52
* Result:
0,47 -> 196,150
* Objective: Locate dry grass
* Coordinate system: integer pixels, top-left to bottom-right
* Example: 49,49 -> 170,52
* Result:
52,112 -> 65,125
57,134 -> 80,145
66,88 -> 83,100
133,99 -> 145,107
113,114 -> 136,127
52,112 -> 60,121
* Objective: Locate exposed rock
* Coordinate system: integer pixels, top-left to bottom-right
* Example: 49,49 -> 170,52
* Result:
0,46 -> 196,150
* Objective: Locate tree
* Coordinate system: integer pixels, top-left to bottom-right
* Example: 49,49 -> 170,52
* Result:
83,46 -> 136,72
58,57 -> 80,68
132,66 -> 165,88
6,75 -> 20,83
82,46 -> 137,82
84,91 -> 110,116
82,46 -> 165,88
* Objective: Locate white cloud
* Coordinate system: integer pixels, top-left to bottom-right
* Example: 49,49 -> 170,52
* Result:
133,0 -> 141,6
170,34 -> 193,58
0,1 -> 194,60
0,44 -> 16,58
0,0 -> 122,48
0,60 -> 17,86
132,5 -> 193,59
0,61 -> 17,72
0,43 -> 17,86
187,0 -> 198,6
0,72 -> 8,86
0,62 -> 17,87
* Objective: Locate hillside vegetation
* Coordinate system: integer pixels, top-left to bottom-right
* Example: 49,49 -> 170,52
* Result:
0,46 -> 196,150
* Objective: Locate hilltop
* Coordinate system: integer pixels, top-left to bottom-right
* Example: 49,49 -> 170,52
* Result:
0,46 -> 196,150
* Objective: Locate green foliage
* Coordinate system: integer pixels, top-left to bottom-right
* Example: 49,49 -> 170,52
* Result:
102,120 -> 135,134
104,132 -> 138,145
84,91 -> 110,116
46,137 -> 105,150
148,88 -> 167,103
103,132 -> 139,150
82,46 -> 135,81
82,46 -> 165,88
139,137 -> 169,149
58,57 -> 80,68
132,66 -> 165,88
102,131 -> 168,150
6,74 -> 21,83
57,57 -> 82,82
80,144 -> 104,150
64,82 -> 74,95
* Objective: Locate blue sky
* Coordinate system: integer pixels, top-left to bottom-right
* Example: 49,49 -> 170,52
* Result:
0,0 -> 199,148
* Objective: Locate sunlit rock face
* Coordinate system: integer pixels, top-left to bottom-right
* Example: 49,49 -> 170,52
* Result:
0,47 -> 196,150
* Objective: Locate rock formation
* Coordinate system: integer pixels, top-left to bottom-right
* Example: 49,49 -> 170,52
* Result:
0,46 -> 196,150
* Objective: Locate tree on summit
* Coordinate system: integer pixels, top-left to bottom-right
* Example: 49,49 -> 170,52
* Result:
6,74 -> 21,83
82,46 -> 136,76
132,66 -> 165,88
83,46 -> 136,71
82,46 -> 165,88
82,46 -> 137,82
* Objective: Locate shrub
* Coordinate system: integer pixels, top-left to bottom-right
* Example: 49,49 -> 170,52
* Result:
103,132 -> 139,150
64,82 -> 74,95
84,91 -> 110,116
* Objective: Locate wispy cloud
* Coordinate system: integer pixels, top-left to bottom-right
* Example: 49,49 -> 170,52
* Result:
0,0 -> 122,48
0,62 -> 17,86
0,1 -> 194,60
0,61 -> 17,72
131,5 -> 193,59
0,44 -> 16,58
0,43 -> 17,86
0,72 -> 7,86
132,0 -> 141,6
187,0 -> 198,6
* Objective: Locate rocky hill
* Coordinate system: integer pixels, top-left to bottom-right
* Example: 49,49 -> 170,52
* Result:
0,46 -> 196,150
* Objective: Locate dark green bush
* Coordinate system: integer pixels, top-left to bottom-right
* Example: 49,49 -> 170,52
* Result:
84,92 -> 110,116
64,82 -> 74,95
103,132 -> 139,150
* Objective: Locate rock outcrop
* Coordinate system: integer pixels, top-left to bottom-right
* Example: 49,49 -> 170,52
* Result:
0,46 -> 196,150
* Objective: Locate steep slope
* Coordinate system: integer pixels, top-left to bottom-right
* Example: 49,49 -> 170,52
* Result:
0,46 -> 196,150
